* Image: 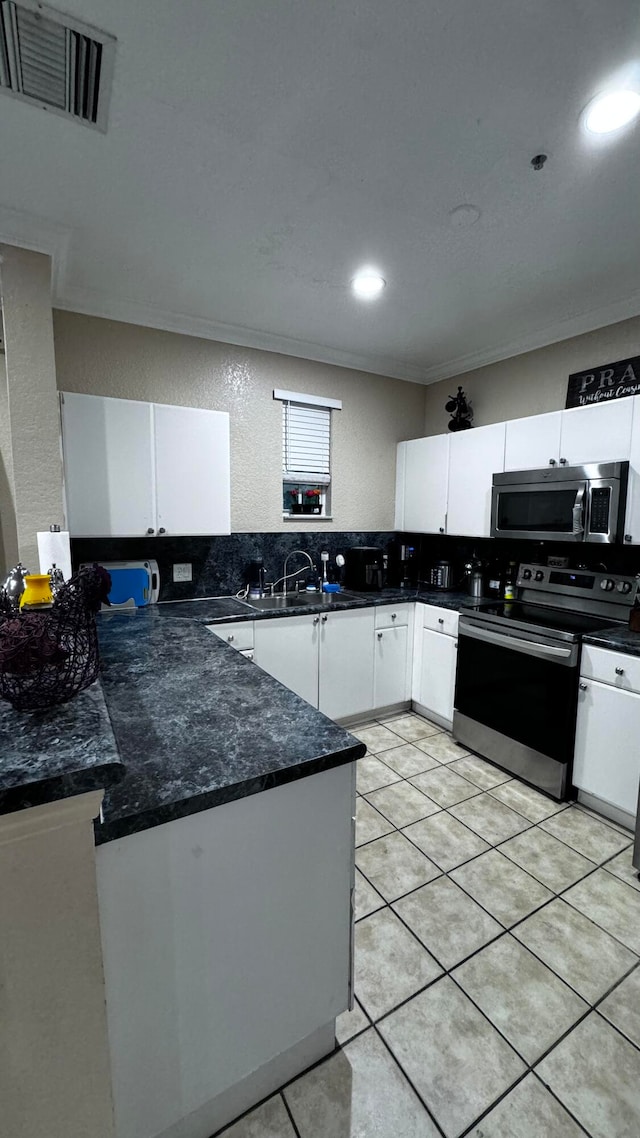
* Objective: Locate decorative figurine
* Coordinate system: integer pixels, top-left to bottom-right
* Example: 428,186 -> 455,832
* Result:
445,386 -> 473,431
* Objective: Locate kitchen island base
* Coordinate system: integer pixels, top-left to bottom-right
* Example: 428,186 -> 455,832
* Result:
96,762 -> 356,1138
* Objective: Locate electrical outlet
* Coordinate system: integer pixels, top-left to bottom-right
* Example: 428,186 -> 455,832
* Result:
173,563 -> 193,583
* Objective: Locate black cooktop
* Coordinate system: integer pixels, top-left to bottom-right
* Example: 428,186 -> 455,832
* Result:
471,600 -> 617,641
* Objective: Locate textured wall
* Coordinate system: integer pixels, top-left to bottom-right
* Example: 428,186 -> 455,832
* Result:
1,247 -> 64,569
423,314 -> 640,435
0,351 -> 18,571
53,312 -> 426,533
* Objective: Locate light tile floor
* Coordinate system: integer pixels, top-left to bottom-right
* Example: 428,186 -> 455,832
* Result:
219,712 -> 640,1138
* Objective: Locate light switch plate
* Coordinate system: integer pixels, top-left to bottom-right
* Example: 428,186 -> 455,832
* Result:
173,563 -> 193,583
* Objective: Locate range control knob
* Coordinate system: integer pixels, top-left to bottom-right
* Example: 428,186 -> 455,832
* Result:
534,570 -> 544,582
617,581 -> 632,594
600,578 -> 615,592
522,568 -> 532,580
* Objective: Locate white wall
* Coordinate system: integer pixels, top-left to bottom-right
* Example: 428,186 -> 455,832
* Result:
53,311 -> 426,533
423,314 -> 640,435
1,247 -> 64,569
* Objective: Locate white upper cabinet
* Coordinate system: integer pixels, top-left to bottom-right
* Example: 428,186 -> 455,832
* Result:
446,422 -> 506,537
61,392 -> 155,538
154,404 -> 230,536
559,400 -> 633,466
623,395 -> 640,544
503,411 -> 563,471
61,392 -> 231,537
402,435 -> 450,534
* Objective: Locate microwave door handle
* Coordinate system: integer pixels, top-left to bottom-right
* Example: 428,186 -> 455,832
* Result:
572,485 -> 585,535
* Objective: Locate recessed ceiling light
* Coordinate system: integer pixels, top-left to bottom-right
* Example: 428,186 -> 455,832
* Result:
583,89 -> 640,134
351,269 -> 386,299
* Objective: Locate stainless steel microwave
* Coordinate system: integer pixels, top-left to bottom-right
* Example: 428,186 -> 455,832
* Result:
491,462 -> 629,543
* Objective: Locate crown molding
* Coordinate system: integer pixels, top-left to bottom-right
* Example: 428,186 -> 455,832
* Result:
0,206 -> 71,295
54,284 -> 430,384
420,288 -> 640,385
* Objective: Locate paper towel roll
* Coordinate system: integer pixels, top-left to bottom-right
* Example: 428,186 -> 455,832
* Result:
37,530 -> 72,581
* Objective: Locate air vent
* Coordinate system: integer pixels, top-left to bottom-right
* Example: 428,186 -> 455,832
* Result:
0,0 -> 115,131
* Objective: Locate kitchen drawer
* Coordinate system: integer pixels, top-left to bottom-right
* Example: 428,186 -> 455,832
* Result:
206,621 -> 254,652
374,603 -> 411,629
580,643 -> 640,694
421,604 -> 459,638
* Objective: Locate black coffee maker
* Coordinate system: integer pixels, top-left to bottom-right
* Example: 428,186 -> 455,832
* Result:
344,547 -> 384,591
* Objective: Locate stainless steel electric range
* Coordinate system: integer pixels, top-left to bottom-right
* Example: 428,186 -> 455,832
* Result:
453,563 -> 638,800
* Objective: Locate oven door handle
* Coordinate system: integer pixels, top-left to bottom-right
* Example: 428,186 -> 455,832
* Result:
572,485 -> 585,535
459,622 -> 576,663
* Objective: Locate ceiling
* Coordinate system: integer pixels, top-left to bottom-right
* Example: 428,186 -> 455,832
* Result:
1,0 -> 639,384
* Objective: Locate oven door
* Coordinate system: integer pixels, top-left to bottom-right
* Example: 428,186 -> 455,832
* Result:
453,618 -> 579,798
491,479 -> 587,541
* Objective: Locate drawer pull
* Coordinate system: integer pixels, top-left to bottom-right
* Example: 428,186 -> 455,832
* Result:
391,613 -> 397,620
313,617 -> 320,625
549,458 -> 557,466
227,635 -> 234,642
439,527 -> 445,533
615,667 -> 625,676
438,618 -> 444,625
377,631 -> 383,640
580,683 -> 588,691
321,614 -> 328,623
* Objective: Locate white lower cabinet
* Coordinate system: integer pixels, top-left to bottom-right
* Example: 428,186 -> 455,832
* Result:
574,646 -> 640,820
253,609 -> 376,720
253,615 -> 320,707
374,624 -> 410,709
417,628 -> 457,724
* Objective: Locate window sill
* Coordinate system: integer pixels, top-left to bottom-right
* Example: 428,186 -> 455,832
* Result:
282,514 -> 334,521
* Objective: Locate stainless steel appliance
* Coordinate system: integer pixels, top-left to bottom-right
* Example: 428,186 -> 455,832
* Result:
453,563 -> 637,798
429,559 -> 453,590
491,462 -> 628,544
344,546 -> 384,591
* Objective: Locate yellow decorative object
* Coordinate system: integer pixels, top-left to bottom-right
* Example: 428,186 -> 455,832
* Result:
20,574 -> 53,610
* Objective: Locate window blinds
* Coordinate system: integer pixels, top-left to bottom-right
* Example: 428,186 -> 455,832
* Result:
282,401 -> 331,485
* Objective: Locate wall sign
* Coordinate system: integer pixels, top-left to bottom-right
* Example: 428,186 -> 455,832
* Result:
566,354 -> 640,409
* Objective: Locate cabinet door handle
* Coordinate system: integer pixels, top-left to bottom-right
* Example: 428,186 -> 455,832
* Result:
391,613 -> 397,620
579,682 -> 588,691
615,667 -> 624,675
321,614 -> 328,623
158,527 -> 166,535
438,618 -> 444,625
246,651 -> 254,660
313,617 -> 320,625
549,458 -> 556,466
625,534 -> 632,543
146,527 -> 155,534
559,457 -> 568,465
439,527 -> 445,533
227,635 -> 234,642
377,631 -> 383,640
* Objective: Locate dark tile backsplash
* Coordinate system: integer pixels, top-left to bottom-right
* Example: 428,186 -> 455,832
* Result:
71,532 -> 396,601
72,530 -> 640,601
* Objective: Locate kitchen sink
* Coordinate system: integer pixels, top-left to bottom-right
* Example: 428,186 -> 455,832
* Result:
245,592 -> 361,610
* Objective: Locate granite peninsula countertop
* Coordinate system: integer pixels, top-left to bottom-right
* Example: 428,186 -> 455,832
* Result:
0,682 -> 124,817
0,587 -> 479,839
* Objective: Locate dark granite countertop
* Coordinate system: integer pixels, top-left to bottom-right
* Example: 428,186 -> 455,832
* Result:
583,626 -> 640,657
0,588 -> 477,838
0,682 -> 124,817
159,587 -> 478,624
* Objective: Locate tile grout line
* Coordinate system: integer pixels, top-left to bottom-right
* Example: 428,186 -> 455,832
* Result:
279,1090 -> 302,1138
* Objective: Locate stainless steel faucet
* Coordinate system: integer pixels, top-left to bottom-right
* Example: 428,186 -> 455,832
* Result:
280,549 -> 317,596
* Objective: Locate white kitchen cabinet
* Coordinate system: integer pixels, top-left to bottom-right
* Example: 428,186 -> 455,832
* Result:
623,395 -> 640,544
374,623 -> 410,709
395,442 -> 407,529
446,422 -> 506,537
402,435 -> 450,534
253,615 -> 319,707
61,392 -> 230,537
319,608 -> 375,720
154,403 -> 230,536
61,392 -> 155,537
416,627 -> 457,725
559,400 -> 633,466
503,411 -> 563,471
574,678 -> 640,823
206,622 -> 254,652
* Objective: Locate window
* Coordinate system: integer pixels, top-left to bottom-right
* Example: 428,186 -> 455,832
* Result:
274,389 -> 341,517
